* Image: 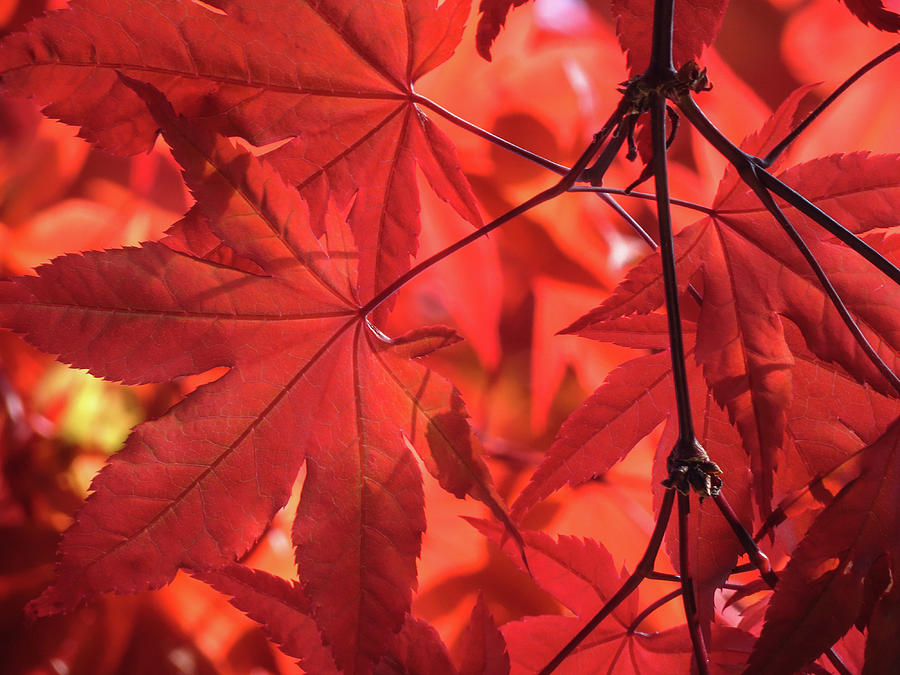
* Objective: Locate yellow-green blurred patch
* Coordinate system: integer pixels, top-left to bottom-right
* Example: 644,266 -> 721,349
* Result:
33,365 -> 144,454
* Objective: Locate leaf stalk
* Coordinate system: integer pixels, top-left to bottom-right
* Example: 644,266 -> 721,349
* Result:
361,97 -> 632,317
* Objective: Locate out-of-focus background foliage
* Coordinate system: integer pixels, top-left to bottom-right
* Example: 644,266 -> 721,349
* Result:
2,0 -> 899,672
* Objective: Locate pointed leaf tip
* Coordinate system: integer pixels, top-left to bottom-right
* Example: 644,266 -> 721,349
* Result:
840,0 -> 900,31
475,0 -> 529,61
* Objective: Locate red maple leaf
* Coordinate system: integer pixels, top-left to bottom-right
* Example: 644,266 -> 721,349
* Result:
562,85 -> 900,512
471,518 -> 757,673
0,0 -> 483,318
0,85 -> 511,674
746,415 -> 900,674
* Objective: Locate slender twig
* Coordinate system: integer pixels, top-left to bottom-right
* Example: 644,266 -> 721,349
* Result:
825,649 -> 854,675
723,581 -> 750,591
714,494 -> 778,587
714,493 -> 851,673
595,191 -> 660,249
635,4 -> 711,665
412,93 -> 569,175
678,492 -> 710,674
650,93 -> 696,445
627,588 -> 683,633
360,101 -> 628,316
677,94 -> 900,287
646,0 -> 676,76
569,186 -> 717,216
646,571 -> 681,582
539,489 -> 677,675
759,170 -> 900,286
581,125 -> 628,184
763,42 -> 900,166
413,90 -> 670,256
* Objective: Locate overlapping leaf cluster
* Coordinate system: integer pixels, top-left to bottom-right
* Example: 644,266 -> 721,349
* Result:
1,0 -> 900,673
0,1 -> 508,672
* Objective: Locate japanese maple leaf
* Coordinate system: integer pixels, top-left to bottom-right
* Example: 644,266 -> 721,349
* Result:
474,0 -> 528,60
471,519 -> 757,673
746,415 -> 900,675
610,0 -> 730,73
512,313 -> 751,623
0,0 -> 482,318
197,562 -> 508,674
568,86 -> 900,512
512,306 -> 900,629
510,313 -> 690,520
0,86 -> 509,675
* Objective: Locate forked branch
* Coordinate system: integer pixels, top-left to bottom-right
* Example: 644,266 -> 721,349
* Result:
539,489 -> 677,675
677,95 -> 900,288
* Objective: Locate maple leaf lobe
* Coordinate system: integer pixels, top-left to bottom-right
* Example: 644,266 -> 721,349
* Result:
0,0 -> 483,313
746,417 -> 900,674
475,0 -> 528,61
840,0 -> 900,31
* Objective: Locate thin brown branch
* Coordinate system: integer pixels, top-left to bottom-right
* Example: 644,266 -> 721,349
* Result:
677,94 -> 900,287
678,492 -> 710,674
568,186 -> 717,216
763,42 -> 900,166
627,588 -> 683,633
538,489 -> 676,675
650,93 -> 696,446
361,98 -> 630,317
